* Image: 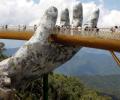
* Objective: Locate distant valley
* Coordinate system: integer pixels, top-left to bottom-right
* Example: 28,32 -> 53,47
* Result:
55,48 -> 120,75
79,75 -> 120,100
4,47 -> 120,75
3,47 -> 120,99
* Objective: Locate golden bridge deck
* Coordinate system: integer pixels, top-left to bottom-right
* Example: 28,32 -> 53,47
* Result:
0,26 -> 120,52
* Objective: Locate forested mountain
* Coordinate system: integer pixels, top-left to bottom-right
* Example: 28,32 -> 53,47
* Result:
55,48 -> 120,75
4,48 -> 120,75
79,75 -> 120,100
15,74 -> 112,100
0,48 -> 113,100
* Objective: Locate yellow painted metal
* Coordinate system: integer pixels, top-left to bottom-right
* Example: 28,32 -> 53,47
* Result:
0,31 -> 34,40
50,34 -> 120,52
110,51 -> 120,67
0,31 -> 120,52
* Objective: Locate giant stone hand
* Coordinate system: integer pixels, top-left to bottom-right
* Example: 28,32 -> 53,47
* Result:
0,4 -> 82,90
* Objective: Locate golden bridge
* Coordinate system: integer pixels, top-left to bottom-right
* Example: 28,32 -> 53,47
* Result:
0,25 -> 120,66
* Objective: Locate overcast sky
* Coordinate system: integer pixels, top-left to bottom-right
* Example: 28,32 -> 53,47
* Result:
0,0 -> 120,48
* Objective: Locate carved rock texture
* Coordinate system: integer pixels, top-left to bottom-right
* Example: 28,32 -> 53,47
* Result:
0,6 -> 80,89
60,8 -> 70,26
85,8 -> 100,28
72,3 -> 83,27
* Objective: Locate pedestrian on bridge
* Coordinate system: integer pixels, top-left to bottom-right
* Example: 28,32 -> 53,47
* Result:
5,25 -> 8,30
23,25 -> 26,31
111,26 -> 118,33
34,24 -> 37,31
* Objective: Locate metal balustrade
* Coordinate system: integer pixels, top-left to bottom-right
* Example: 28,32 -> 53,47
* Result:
0,25 -> 36,31
0,25 -> 120,41
0,25 -> 120,67
54,27 -> 120,41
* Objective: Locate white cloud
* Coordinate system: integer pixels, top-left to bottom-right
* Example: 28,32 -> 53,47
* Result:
0,0 -> 120,27
99,10 -> 120,27
82,2 -> 98,24
30,0 -> 75,25
1,0 -> 120,48
0,0 -> 39,25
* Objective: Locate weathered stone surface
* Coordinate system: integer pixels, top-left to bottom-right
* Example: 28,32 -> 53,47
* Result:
60,8 -> 70,27
72,3 -> 83,27
0,42 -> 5,51
90,8 -> 100,28
85,8 -> 100,28
0,88 -> 14,100
0,6 -> 80,89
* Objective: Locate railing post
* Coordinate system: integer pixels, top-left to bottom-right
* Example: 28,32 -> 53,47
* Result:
43,73 -> 48,100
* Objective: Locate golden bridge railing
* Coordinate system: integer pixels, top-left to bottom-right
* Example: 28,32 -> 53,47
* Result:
52,27 -> 120,67
0,25 -> 36,31
0,25 -> 35,40
57,27 -> 120,40
0,26 -> 120,52
0,25 -> 120,66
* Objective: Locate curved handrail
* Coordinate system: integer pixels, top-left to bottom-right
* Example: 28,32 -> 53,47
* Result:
110,51 -> 120,67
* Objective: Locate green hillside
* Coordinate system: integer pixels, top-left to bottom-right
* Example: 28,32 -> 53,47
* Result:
15,73 -> 112,100
79,75 -> 120,99
4,48 -> 120,75
0,49 -> 112,100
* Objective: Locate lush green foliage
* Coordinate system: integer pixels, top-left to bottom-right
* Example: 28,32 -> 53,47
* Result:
0,50 -> 7,61
0,50 -> 112,100
14,74 -> 112,100
49,74 -> 112,100
79,75 -> 120,99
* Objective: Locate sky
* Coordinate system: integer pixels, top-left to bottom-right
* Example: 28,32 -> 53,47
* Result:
0,0 -> 120,48
80,0 -> 120,10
